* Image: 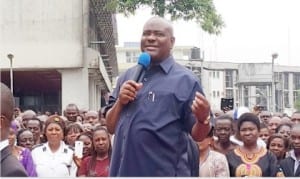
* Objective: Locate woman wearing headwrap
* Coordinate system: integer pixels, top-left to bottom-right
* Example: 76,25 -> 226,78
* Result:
8,121 -> 37,176
31,115 -> 77,177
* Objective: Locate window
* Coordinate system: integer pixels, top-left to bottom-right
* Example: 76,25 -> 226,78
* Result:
294,91 -> 299,103
126,52 -> 131,63
226,89 -> 233,98
125,51 -> 139,63
183,50 -> 190,57
244,86 -> 249,107
213,71 -> 216,78
256,86 -> 268,107
216,71 -> 220,78
217,91 -> 220,97
284,73 -> 289,90
225,70 -> 233,88
294,73 -> 300,90
213,91 -> 216,98
284,91 -> 289,108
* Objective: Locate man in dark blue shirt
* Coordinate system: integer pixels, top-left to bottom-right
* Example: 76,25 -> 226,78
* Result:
106,16 -> 211,176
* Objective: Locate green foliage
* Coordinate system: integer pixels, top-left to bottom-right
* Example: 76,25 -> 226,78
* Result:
106,0 -> 224,35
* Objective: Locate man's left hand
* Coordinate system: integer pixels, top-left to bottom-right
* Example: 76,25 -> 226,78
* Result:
191,92 -> 210,123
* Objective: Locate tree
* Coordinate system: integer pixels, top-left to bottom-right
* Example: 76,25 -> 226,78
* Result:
107,0 -> 224,35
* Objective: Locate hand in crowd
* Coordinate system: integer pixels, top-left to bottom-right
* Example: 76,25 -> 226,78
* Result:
191,92 -> 210,123
73,154 -> 82,168
252,105 -> 262,116
222,106 -> 231,114
118,80 -> 143,105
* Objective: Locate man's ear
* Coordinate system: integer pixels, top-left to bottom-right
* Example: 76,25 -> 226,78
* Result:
0,116 -> 3,129
0,115 -> 9,131
170,37 -> 175,49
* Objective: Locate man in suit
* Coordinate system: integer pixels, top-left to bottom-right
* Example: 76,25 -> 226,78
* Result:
279,124 -> 300,177
0,82 -> 27,176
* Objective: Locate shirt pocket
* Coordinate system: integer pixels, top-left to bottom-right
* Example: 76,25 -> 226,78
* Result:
141,90 -> 184,118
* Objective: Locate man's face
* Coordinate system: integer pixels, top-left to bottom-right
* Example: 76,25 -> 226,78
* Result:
140,18 -> 175,62
259,111 -> 271,125
26,120 -> 41,143
214,119 -> 232,143
268,117 -> 281,135
291,113 -> 300,124
22,111 -> 36,128
14,108 -> 20,117
65,107 -> 79,122
259,128 -> 270,144
84,111 -> 98,125
290,127 -> 300,152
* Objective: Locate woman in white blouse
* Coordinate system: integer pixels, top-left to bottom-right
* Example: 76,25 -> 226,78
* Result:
31,115 -> 77,177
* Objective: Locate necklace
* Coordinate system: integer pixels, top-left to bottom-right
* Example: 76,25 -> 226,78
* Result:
245,153 -> 256,160
236,146 -> 265,164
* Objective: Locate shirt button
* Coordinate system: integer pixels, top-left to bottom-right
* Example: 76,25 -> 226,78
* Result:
144,78 -> 147,82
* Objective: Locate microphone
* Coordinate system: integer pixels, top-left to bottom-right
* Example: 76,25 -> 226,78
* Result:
132,52 -> 151,82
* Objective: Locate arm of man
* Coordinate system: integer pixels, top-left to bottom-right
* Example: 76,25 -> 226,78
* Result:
191,92 -> 211,142
106,80 -> 142,134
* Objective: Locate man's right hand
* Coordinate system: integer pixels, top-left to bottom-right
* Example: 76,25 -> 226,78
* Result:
118,80 -> 143,105
106,80 -> 143,134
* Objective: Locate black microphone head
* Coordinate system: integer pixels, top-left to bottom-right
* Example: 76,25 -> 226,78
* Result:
138,52 -> 151,69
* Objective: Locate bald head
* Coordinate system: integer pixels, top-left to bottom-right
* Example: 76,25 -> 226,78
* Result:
144,16 -> 174,37
141,16 -> 175,62
1,83 -> 14,121
1,83 -> 14,140
268,116 -> 282,134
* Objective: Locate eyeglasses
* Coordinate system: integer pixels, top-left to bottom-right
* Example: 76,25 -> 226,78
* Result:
260,115 -> 271,118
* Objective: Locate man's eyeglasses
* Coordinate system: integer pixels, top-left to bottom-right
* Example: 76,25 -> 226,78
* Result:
260,115 -> 271,118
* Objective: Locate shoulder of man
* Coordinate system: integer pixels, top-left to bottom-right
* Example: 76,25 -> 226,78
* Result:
2,153 -> 28,177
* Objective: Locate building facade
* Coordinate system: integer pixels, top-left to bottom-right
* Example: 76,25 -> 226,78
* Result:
117,44 -> 300,114
0,0 -> 118,113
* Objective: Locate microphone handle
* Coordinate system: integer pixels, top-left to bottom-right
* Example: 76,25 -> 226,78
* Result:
137,70 -> 146,83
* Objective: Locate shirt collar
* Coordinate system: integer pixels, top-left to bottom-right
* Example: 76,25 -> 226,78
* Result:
45,141 -> 65,153
289,150 -> 300,161
0,139 -> 9,151
153,55 -> 174,74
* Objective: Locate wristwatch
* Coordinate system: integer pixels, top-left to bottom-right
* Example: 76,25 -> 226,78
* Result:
200,116 -> 210,125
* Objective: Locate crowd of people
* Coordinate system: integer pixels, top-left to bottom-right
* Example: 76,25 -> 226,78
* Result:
2,85 -> 300,177
1,16 -> 300,177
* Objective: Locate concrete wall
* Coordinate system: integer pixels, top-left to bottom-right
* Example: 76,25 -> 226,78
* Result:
0,0 -> 84,68
59,68 -> 89,110
209,70 -> 225,109
238,63 -> 272,83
